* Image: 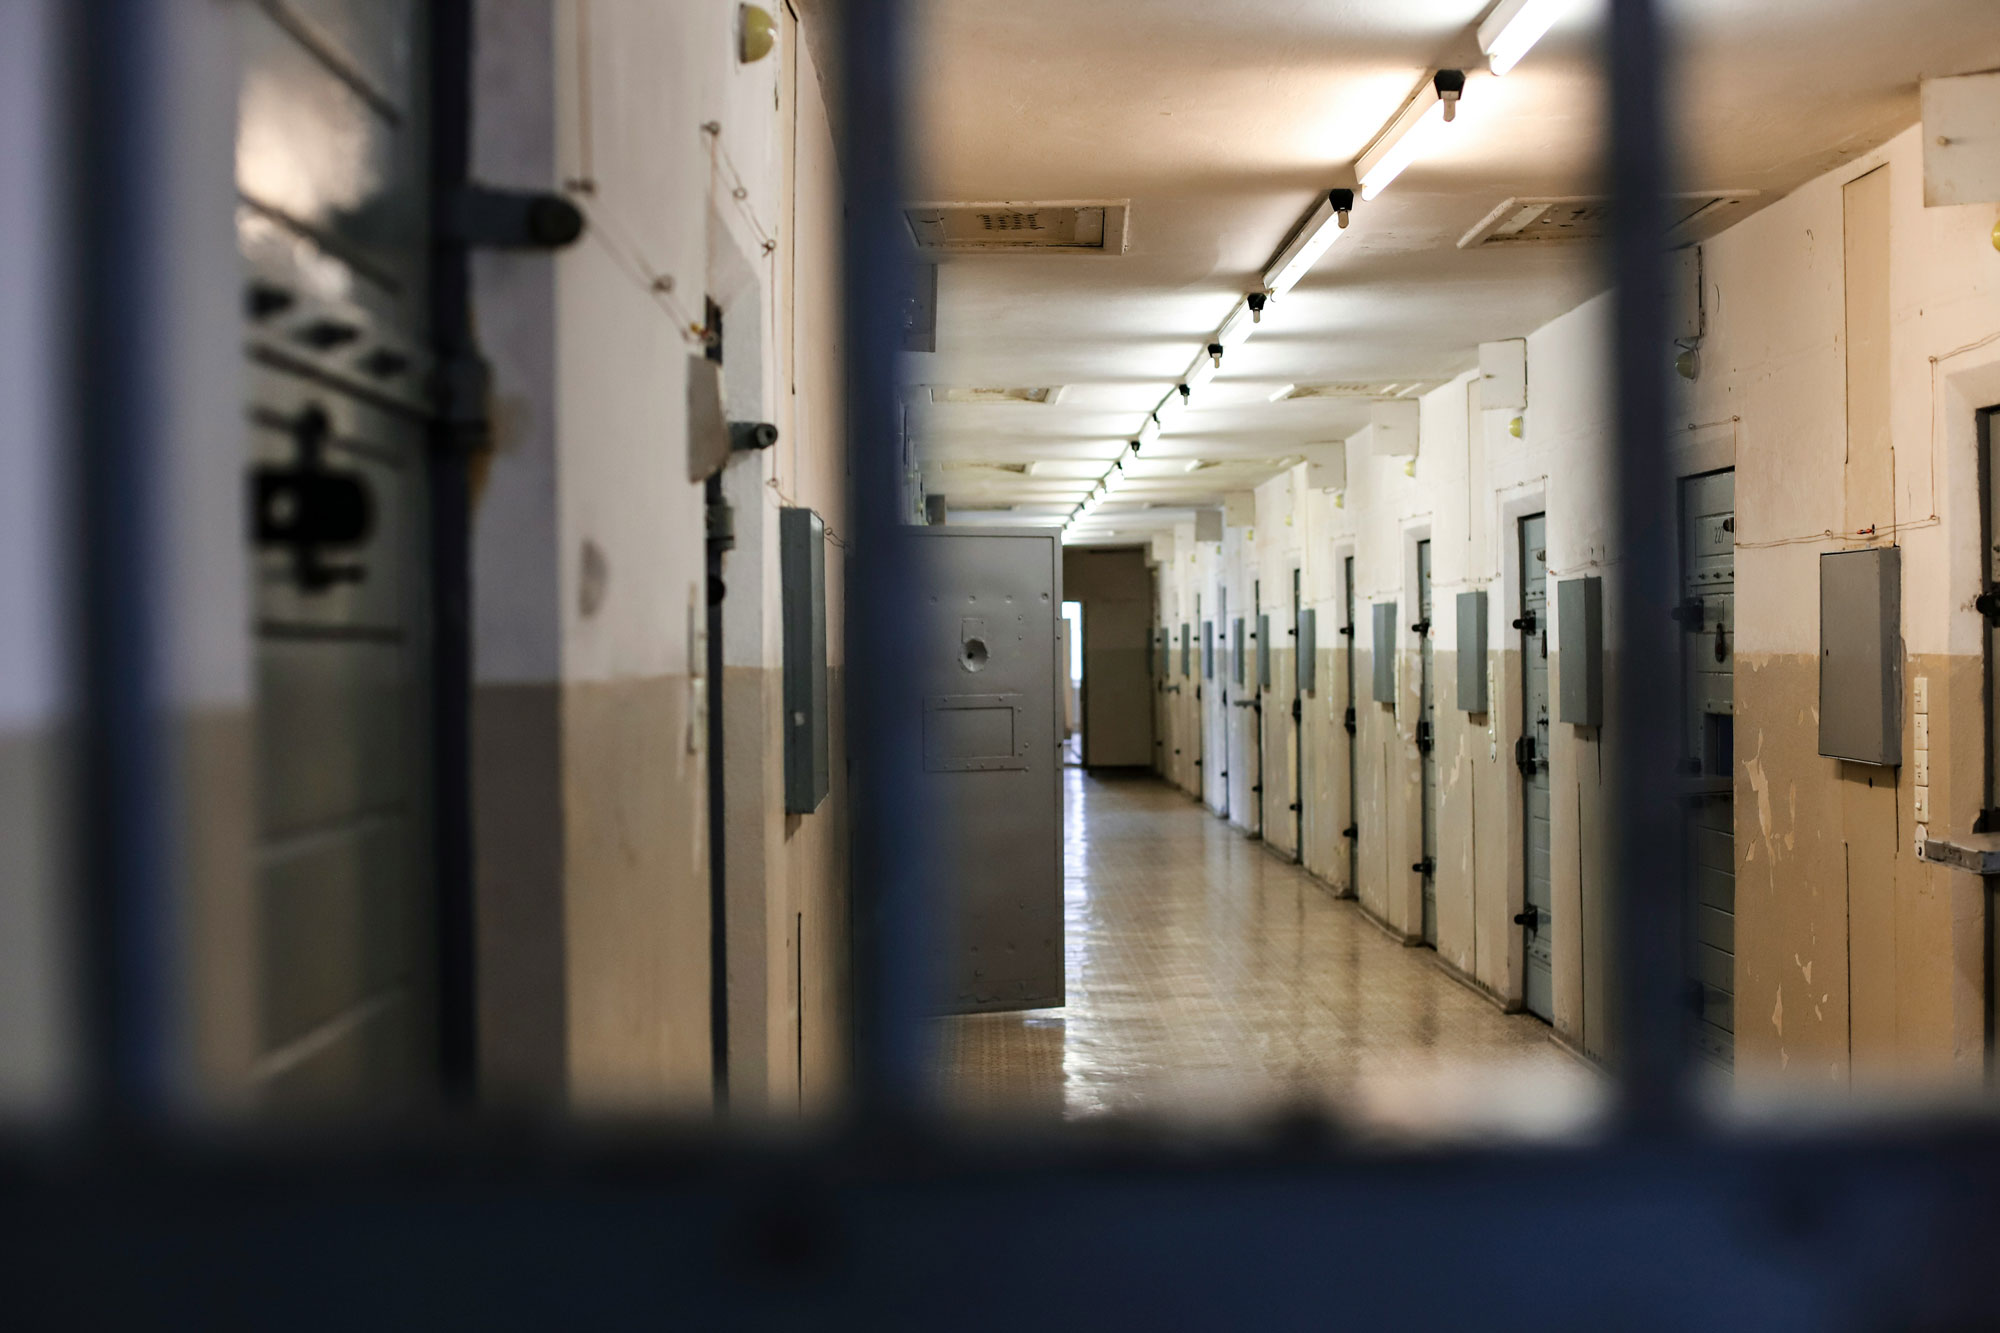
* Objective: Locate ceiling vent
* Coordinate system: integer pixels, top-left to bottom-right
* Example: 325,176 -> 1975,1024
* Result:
936,460 -> 1034,475
1459,191 -> 1760,249
904,201 -> 1130,255
1278,381 -> 1440,401
927,385 -> 1067,405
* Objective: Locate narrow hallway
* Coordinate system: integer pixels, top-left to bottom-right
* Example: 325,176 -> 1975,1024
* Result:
937,772 -> 1595,1137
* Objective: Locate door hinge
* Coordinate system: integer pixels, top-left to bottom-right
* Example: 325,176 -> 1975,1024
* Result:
706,494 -> 735,555
1291,698 -> 1302,723
1344,706 -> 1357,735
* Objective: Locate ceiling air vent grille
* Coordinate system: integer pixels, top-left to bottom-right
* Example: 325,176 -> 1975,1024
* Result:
1280,381 -> 1440,401
1460,191 -> 1760,249
927,386 -> 1066,405
904,201 -> 1130,255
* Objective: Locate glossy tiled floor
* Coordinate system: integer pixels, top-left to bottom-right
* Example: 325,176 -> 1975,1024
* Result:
934,770 -> 1599,1139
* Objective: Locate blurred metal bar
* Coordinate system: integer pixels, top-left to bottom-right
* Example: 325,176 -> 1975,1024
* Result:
839,0 -> 938,1112
430,0 -> 482,1104
64,0 -> 179,1120
1607,0 -> 1693,1126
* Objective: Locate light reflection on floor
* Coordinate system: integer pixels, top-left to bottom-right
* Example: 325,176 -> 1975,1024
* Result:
933,770 -> 1602,1140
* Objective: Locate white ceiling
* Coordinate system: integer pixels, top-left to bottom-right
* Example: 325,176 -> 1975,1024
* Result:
903,0 -> 2000,542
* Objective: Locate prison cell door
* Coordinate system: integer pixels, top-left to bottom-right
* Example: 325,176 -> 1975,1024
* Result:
1342,556 -> 1358,879
1290,567 -> 1305,862
1416,541 -> 1438,946
906,528 -> 1063,1012
1682,471 -> 1736,1069
1518,515 -> 1554,1023
238,0 -> 439,1104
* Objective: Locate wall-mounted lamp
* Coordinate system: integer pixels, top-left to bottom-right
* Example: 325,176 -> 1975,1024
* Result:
738,5 -> 776,62
1992,215 -> 2000,252
1355,73 -> 1465,201
1261,189 -> 1357,297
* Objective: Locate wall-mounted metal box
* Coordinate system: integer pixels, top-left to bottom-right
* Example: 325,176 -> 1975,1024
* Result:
1233,617 -> 1247,686
1180,624 -> 1191,677
1371,601 -> 1398,704
1456,590 -> 1488,713
1297,608 -> 1318,693
1557,576 -> 1602,726
781,507 -> 829,813
1257,613 -> 1272,689
1819,546 -> 1902,766
1202,620 -> 1214,679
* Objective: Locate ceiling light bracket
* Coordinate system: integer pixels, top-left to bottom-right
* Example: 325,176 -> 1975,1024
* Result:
1434,70 -> 1466,122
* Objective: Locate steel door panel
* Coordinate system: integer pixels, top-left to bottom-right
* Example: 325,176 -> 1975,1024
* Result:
1417,541 -> 1436,945
1681,471 -> 1736,1065
258,818 -> 420,1050
256,639 -> 413,838
1520,515 -> 1554,1022
261,993 -> 421,1107
904,529 -> 1063,1013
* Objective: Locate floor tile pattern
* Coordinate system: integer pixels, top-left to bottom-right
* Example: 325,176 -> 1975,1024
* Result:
934,771 -> 1597,1138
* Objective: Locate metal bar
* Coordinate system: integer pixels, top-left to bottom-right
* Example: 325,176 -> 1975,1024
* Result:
428,0 -> 480,1103
1607,0 -> 1692,1126
65,0 -> 178,1121
706,472 -> 730,1106
838,0 -> 938,1112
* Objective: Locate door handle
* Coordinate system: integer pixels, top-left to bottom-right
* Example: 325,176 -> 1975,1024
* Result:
1513,904 -> 1540,928
1713,619 -> 1728,664
1412,858 -> 1435,876
251,404 -> 374,592
1511,611 -> 1537,633
1410,618 -> 1431,636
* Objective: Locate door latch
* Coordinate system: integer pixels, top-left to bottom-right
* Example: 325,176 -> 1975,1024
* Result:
1415,720 -> 1434,753
1342,825 -> 1358,840
251,405 -> 374,593
1344,706 -> 1357,736
1670,597 -> 1706,630
1514,735 -> 1538,775
1410,618 -> 1431,636
1511,610 -> 1537,633
1713,618 -> 1728,664
1977,590 -> 2000,626
1513,904 -> 1541,929
1412,858 -> 1435,876
1291,698 -> 1302,723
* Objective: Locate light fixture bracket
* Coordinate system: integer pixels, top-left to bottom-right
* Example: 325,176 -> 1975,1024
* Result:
1328,188 -> 1355,229
1434,70 -> 1466,122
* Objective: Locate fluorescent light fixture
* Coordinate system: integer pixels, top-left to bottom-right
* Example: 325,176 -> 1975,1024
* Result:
1267,383 -> 1298,402
1261,190 -> 1355,298
1216,299 -> 1255,349
1479,0 -> 1566,76
1355,71 -> 1465,202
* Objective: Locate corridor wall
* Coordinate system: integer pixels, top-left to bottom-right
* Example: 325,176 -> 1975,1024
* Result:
470,0 -> 852,1114
1154,122 -> 2000,1077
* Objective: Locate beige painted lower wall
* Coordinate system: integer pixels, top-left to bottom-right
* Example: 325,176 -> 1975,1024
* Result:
1735,651 -> 1985,1088
180,706 -> 256,1106
562,674 -> 712,1111
0,724 -> 71,1112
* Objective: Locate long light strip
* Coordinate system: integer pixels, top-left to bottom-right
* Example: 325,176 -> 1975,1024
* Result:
1356,86 -> 1442,201
1261,190 -> 1353,297
1478,0 -> 1566,75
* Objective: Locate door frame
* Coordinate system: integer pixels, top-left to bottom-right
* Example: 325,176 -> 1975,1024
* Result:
1398,519 -> 1433,938
1336,542 -> 1360,897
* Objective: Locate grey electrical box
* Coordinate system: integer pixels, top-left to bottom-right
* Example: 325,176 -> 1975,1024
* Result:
1819,546 -> 1902,766
1372,601 -> 1398,704
1557,576 -> 1602,727
781,507 -> 829,813
1202,620 -> 1214,679
1298,608 -> 1318,693
1233,617 -> 1246,686
1257,613 -> 1272,689
1456,590 -> 1488,713
1180,624 -> 1191,677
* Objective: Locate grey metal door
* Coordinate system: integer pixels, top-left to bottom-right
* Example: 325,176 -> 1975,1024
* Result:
1291,567 -> 1304,862
238,0 -> 437,1104
908,529 -> 1063,1013
1518,515 -> 1553,1022
1681,472 -> 1736,1068
1417,541 -> 1437,945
